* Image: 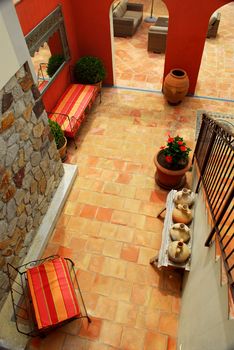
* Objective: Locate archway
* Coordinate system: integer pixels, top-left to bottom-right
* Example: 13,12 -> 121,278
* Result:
162,0 -> 232,94
111,0 -> 169,91
196,2 -> 234,99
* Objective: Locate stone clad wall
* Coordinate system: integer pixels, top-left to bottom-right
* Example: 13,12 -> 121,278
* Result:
0,63 -> 64,307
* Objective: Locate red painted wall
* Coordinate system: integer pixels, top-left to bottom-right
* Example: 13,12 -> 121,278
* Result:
163,0 -> 232,93
16,0 -> 232,107
70,0 -> 114,88
48,32 -> 63,56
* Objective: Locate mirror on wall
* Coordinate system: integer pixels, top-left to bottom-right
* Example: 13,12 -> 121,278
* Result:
25,5 -> 70,94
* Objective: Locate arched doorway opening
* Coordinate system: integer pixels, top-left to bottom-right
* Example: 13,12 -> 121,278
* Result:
110,0 -> 169,90
196,2 -> 234,99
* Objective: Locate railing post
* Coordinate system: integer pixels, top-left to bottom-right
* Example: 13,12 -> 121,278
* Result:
195,123 -> 218,193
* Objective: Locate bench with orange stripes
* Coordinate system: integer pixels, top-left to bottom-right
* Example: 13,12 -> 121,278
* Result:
48,83 -> 98,140
26,256 -> 91,331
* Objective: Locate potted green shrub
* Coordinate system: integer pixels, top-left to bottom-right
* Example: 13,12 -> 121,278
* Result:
48,119 -> 67,161
74,56 -> 106,89
47,54 -> 65,78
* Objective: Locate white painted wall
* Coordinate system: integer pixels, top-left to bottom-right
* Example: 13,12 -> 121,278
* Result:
178,170 -> 234,350
0,0 -> 35,90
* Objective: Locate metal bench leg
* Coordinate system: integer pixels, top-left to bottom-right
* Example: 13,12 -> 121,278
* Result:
73,137 -> 77,149
156,207 -> 166,218
150,254 -> 159,265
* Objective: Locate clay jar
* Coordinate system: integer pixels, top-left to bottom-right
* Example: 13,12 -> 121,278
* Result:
163,69 -> 189,105
168,239 -> 191,263
170,223 -> 191,243
172,204 -> 193,225
174,188 -> 195,207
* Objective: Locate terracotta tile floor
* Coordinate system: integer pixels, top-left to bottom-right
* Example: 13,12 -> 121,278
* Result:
27,88 -> 234,350
114,0 -> 234,100
25,1 -> 234,349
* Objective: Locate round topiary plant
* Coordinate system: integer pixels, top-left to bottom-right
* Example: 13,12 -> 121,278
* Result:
48,119 -> 65,149
74,56 -> 106,84
47,54 -> 65,78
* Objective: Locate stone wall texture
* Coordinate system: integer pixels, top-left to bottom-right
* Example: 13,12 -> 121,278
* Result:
0,63 -> 64,308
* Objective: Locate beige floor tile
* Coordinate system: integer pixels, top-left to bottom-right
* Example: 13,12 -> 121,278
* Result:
103,239 -> 122,258
138,247 -> 157,265
149,288 -> 173,312
121,326 -> 146,350
102,256 -> 127,279
99,321 -> 123,347
144,331 -> 168,350
115,301 -> 138,327
131,283 -> 151,306
88,255 -> 105,273
40,330 -> 66,350
92,274 -> 114,296
121,243 -> 140,262
94,296 -> 118,321
111,278 -> 132,302
158,312 -> 179,337
115,226 -> 134,243
111,210 -> 130,226
123,198 -> 141,213
136,307 -> 161,330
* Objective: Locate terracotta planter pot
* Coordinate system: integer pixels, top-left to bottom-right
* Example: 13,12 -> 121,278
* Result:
58,136 -> 67,162
154,151 -> 191,190
163,68 -> 189,105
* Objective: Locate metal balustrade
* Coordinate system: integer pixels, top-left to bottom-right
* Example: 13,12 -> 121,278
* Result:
193,113 -> 234,300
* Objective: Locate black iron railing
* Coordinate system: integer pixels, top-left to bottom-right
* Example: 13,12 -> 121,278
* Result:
193,113 -> 234,300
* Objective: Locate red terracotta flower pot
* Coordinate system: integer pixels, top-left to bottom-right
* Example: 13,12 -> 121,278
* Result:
154,151 -> 191,190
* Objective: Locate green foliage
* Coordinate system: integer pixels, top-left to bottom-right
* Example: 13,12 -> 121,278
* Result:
48,119 -> 65,149
160,135 -> 191,166
47,54 -> 65,78
74,56 -> 106,84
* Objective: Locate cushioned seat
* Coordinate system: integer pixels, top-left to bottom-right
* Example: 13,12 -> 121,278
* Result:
148,25 -> 168,53
27,257 -> 80,330
113,0 -> 143,37
48,84 -> 97,139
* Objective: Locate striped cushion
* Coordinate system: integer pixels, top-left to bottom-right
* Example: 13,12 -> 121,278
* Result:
27,257 -> 80,330
49,84 -> 97,138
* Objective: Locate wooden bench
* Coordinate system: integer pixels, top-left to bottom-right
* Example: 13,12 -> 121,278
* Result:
48,83 -> 98,147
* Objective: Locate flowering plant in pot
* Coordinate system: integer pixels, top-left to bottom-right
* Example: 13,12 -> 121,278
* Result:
154,135 -> 191,190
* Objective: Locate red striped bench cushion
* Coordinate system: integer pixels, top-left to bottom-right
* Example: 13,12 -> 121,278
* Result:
27,257 -> 80,330
49,84 -> 97,138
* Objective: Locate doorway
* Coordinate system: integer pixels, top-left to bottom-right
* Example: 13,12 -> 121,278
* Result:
196,3 -> 234,99
111,0 -> 169,90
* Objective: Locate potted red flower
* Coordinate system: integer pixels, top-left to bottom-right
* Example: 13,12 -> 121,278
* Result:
154,135 -> 191,190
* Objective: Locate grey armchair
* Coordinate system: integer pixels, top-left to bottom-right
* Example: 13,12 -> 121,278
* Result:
148,25 -> 168,53
113,0 -> 143,37
207,12 -> 221,38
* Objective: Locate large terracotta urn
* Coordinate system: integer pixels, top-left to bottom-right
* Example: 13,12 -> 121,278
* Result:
163,69 -> 189,105
154,151 -> 191,190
